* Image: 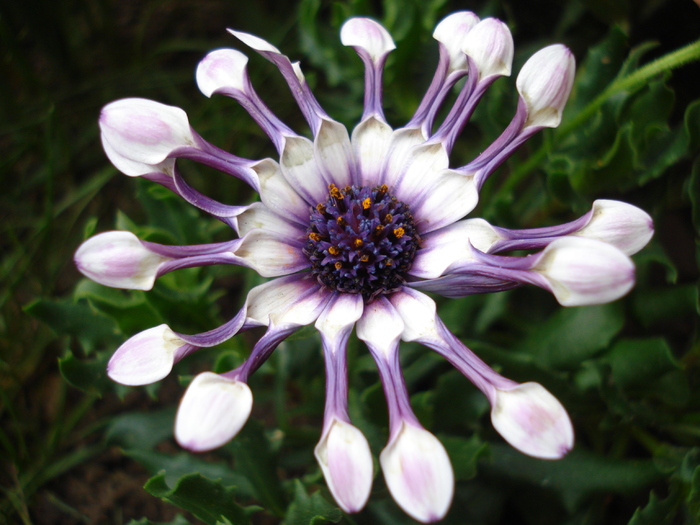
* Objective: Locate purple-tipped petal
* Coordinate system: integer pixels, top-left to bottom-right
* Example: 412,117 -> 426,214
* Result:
175,372 -> 253,452
432,11 -> 480,74
533,237 -> 635,306
315,418 -> 373,513
574,200 -> 654,255
100,98 -> 196,167
517,44 -> 575,129
196,48 -> 249,97
107,324 -> 187,386
461,18 -> 513,80
380,422 -> 454,523
491,382 -> 574,459
340,17 -> 396,62
75,231 -> 167,290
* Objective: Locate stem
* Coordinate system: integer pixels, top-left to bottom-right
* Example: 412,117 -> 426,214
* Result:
498,38 -> 700,195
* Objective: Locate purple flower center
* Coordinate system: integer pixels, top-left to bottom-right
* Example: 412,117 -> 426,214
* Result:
304,184 -> 421,302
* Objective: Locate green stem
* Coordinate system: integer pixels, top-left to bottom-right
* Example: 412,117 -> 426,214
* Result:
499,38 -> 700,195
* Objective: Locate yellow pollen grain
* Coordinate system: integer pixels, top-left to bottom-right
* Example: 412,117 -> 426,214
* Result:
393,227 -> 405,238
380,184 -> 388,192
336,216 -> 345,225
362,198 -> 371,209
353,238 -> 363,248
309,232 -> 321,241
334,261 -> 343,270
375,225 -> 384,232
360,255 -> 369,262
316,203 -> 326,213
385,259 -> 393,266
328,246 -> 340,255
384,214 -> 393,223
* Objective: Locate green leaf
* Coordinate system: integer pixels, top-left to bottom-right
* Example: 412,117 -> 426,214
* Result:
24,298 -> 121,354
628,487 -> 680,525
224,420 -> 287,515
519,304 -> 624,369
285,480 -> 342,525
440,434 -> 490,481
58,350 -> 112,394
105,409 -> 176,450
603,338 -> 680,389
484,445 -> 663,512
144,472 -> 260,525
126,449 -> 256,499
126,515 -> 192,525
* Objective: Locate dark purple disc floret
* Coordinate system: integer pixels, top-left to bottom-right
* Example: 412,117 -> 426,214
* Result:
304,184 -> 421,301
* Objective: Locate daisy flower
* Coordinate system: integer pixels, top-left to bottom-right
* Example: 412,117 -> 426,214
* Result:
75,11 -> 653,522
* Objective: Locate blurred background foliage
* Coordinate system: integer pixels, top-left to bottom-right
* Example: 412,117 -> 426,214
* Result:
1,0 -> 700,523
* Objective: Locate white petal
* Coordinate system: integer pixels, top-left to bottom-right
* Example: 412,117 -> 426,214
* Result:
380,127 -> 427,188
517,44 -> 575,129
235,229 -> 307,277
75,231 -> 166,290
175,372 -> 253,452
411,169 -> 479,235
102,136 -> 175,177
534,237 -> 635,306
196,48 -> 249,97
411,219 -> 499,279
461,18 -> 513,80
433,11 -> 480,73
351,116 -> 394,186
315,293 -> 364,344
99,98 -> 196,165
228,29 -> 281,54
236,202 -> 303,238
107,324 -> 185,386
340,18 -> 396,61
393,143 -> 449,203
388,288 -> 439,343
254,158 -> 311,225
355,298 -> 404,359
280,135 -> 328,206
574,200 -> 654,256
380,422 -> 454,523
491,382 -> 574,459
245,276 -> 328,327
315,418 -> 373,513
315,119 -> 356,189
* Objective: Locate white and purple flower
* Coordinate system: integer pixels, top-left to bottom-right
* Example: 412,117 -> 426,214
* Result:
76,11 -> 653,522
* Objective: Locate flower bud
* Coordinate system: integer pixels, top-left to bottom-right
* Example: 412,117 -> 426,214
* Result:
175,372 -> 253,452
341,18 -> 396,62
75,231 -> 166,290
533,237 -> 635,306
516,44 -> 575,128
575,200 -> 654,256
196,48 -> 250,98
107,324 -> 186,386
491,382 -> 574,459
380,422 -> 454,523
99,98 -> 196,168
461,18 -> 513,80
314,418 -> 373,513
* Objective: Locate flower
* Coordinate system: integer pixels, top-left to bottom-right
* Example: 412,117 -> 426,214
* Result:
75,10 -> 654,522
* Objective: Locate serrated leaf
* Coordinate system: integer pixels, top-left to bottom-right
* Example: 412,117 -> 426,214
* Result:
58,350 -> 113,394
144,472 -> 260,525
285,480 -> 342,525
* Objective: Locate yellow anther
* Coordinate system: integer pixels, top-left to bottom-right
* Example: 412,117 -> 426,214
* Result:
316,203 -> 326,213
353,238 -> 363,248
362,198 -> 371,209
328,246 -> 340,255
393,227 -> 405,239
334,261 -> 343,270
360,254 -> 369,263
385,259 -> 393,266
384,214 -> 393,223
309,232 -> 321,242
336,216 -> 346,226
